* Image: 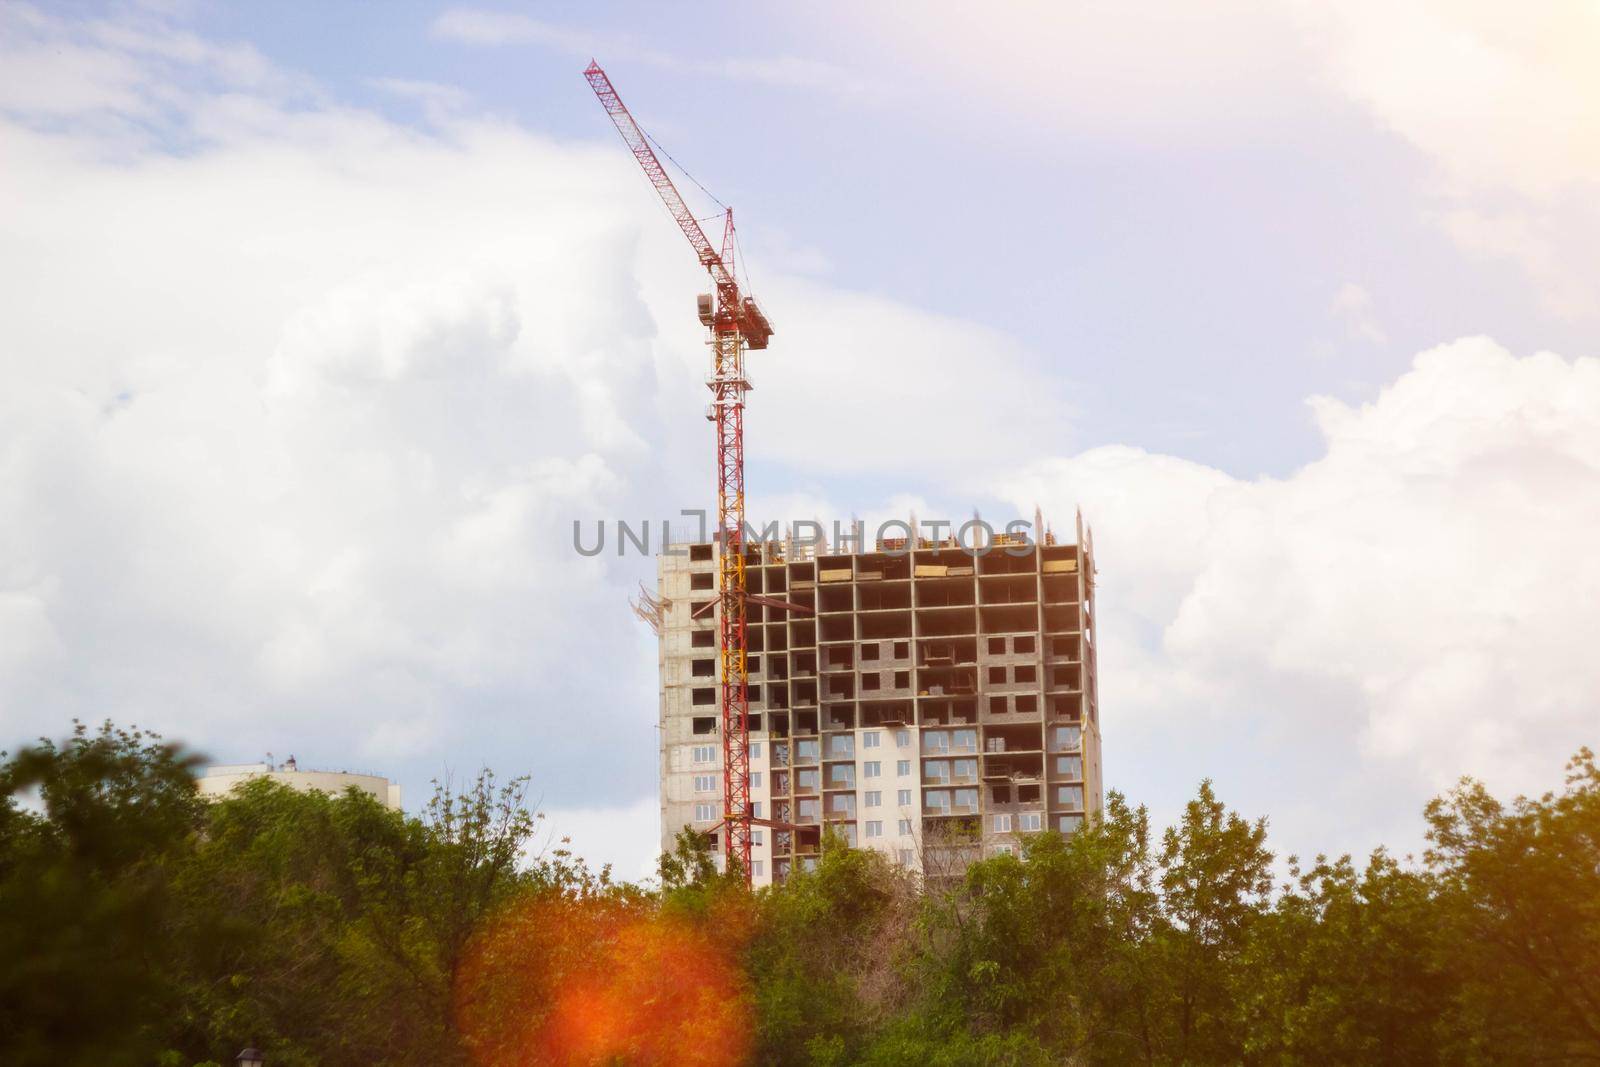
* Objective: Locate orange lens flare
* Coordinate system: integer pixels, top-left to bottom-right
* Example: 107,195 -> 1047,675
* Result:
454,896 -> 752,1067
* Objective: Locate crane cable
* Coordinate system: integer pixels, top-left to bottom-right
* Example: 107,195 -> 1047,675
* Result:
643,128 -> 725,212
642,127 -> 759,300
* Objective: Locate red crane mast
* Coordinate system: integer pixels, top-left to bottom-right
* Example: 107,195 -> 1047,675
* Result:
585,62 -> 772,883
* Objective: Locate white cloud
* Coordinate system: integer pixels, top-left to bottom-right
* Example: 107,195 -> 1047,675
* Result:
6,3 -> 1595,882
430,8 -> 871,96
1307,2 -> 1600,318
269,270 -> 522,390
0,8 -> 1048,821
0,12 -> 683,790
430,9 -> 565,48
1330,282 -> 1387,345
857,0 -> 1600,193
846,0 -> 1319,141
368,77 -> 473,117
834,1 -> 1600,317
0,3 -> 301,122
1430,204 -> 1598,320
0,39 -> 149,116
752,276 -> 1075,478
1311,1 -> 1600,200
1005,336 -> 1600,856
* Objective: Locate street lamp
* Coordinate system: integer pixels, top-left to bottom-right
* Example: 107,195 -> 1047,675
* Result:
236,1048 -> 264,1067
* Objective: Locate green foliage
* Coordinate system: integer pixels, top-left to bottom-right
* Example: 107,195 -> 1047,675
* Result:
0,727 -> 594,1066
1238,849 -> 1451,1064
658,825 -> 750,929
1423,747 -> 1600,1063
842,767 -> 1600,1066
0,720 -> 203,1066
4,719 -> 1599,1066
167,769 -> 558,1066
746,834 -> 917,1065
1146,779 -> 1273,1063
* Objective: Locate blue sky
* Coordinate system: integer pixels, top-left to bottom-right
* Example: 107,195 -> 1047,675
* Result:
326,8 -> 1594,448
2,1 -> 1598,878
184,0 -> 1593,479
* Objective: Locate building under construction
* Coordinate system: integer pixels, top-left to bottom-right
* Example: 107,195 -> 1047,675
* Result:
586,62 -> 1100,885
654,520 -> 1102,885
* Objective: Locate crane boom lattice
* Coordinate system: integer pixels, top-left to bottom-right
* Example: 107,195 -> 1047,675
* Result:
585,61 -> 774,884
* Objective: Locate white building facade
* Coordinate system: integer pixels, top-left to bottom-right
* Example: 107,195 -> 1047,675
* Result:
197,760 -> 403,811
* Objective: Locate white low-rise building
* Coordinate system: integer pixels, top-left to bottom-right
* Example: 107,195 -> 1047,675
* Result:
196,757 -> 402,810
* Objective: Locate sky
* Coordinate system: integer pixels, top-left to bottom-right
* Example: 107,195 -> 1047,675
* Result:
1,0 -> 1597,881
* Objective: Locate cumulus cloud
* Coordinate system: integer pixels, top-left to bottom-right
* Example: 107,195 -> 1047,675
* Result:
1311,1 -> 1600,201
0,5 -> 1051,842
3,4 -> 1595,882
1308,2 -> 1600,318
0,7 -> 697,799
754,277 -> 1076,477
1005,337 -> 1600,857
269,271 -> 522,389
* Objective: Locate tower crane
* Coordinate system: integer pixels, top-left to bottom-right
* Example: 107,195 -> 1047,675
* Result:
585,62 -> 774,882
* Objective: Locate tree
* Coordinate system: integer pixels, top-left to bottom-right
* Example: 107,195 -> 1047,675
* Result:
894,792 -> 1159,1063
747,835 -> 917,1065
341,769 -> 546,1063
1425,747 -> 1600,1063
167,776 -> 422,1065
1238,850 -> 1451,1065
0,720 -> 203,1067
659,826 -> 718,888
7,715 -> 1598,1066
1146,780 -> 1273,1064
171,769 -> 552,1066
866,783 -> 1270,1066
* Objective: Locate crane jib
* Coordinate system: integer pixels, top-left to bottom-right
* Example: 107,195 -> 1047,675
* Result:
585,60 -> 771,885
